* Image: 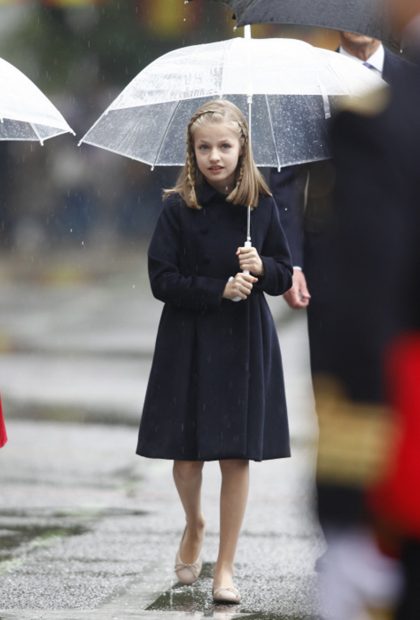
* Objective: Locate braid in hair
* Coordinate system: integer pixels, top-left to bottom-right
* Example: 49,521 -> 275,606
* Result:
227,153 -> 245,204
227,121 -> 247,203
185,137 -> 199,209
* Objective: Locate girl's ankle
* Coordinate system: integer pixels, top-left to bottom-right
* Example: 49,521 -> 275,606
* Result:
213,562 -> 234,580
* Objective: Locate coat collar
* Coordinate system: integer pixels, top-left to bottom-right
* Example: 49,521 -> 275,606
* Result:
196,180 -> 228,206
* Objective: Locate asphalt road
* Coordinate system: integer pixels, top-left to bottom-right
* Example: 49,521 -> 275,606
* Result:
0,247 -> 323,620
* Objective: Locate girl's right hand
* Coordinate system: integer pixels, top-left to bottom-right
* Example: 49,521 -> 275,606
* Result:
223,272 -> 258,301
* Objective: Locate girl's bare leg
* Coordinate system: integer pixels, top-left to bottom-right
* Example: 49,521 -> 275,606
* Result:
213,459 -> 250,590
173,460 -> 206,562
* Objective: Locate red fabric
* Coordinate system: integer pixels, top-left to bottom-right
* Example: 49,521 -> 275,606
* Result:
0,397 -> 7,448
369,334 -> 420,538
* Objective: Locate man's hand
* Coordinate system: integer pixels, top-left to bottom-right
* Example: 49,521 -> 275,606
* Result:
283,268 -> 311,309
223,272 -> 258,301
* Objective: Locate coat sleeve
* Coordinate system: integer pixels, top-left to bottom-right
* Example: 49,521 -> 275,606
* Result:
269,165 -> 307,268
255,197 -> 293,296
148,200 -> 227,311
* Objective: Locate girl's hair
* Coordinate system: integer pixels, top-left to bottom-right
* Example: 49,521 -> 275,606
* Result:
164,99 -> 271,209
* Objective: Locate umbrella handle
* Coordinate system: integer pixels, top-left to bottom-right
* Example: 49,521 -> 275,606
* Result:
232,240 -> 252,303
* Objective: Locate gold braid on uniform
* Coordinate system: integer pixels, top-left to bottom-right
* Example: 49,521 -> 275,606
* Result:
314,375 -> 393,488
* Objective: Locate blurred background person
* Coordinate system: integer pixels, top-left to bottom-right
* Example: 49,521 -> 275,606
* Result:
269,30 -> 409,378
268,28 -> 411,617
313,0 -> 420,617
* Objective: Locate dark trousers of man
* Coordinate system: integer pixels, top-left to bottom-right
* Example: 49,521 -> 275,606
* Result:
396,541 -> 420,620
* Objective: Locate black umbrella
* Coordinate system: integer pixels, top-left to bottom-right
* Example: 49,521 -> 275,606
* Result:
191,0 -> 399,50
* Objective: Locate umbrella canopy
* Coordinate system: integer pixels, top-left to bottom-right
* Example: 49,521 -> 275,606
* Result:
191,0 -> 398,50
0,57 -> 74,143
80,37 -> 384,170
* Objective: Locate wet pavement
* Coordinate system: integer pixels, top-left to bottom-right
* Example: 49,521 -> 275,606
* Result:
0,247 -> 323,619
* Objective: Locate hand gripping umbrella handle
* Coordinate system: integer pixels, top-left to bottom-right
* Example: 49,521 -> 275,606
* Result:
231,240 -> 252,303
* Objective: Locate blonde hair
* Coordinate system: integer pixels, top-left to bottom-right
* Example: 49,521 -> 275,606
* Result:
164,99 -> 271,209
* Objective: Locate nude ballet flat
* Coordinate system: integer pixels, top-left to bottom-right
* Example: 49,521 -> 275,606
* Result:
174,528 -> 203,585
212,586 -> 241,604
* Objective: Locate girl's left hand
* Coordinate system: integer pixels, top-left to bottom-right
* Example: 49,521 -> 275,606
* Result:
236,246 -> 264,276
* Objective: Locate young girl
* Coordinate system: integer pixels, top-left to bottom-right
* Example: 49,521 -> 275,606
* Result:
136,99 -> 292,604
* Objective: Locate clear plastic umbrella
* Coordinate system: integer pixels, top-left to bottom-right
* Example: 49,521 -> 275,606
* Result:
0,57 -> 74,143
80,35 -> 384,171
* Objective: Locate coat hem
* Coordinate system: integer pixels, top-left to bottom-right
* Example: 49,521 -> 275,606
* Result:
136,449 -> 291,462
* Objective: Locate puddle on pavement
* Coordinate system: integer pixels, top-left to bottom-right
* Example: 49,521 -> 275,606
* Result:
147,562 -> 319,619
0,506 -> 148,520
0,506 -> 149,564
0,522 -> 87,563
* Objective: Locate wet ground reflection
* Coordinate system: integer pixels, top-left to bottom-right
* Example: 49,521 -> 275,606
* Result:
0,506 -> 148,567
147,561 -> 320,619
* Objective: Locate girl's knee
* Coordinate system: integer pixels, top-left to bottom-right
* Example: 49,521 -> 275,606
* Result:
173,460 -> 204,481
219,459 -> 249,474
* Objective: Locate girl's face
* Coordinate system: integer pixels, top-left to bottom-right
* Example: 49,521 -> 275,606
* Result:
193,121 -> 242,194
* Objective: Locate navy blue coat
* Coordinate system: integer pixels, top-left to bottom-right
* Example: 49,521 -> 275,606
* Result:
136,182 -> 293,461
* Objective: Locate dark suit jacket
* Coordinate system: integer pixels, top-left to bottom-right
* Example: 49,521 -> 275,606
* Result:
327,54 -> 420,403
269,47 -> 412,377
270,48 -> 410,273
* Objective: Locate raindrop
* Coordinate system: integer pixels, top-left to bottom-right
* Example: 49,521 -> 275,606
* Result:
183,18 -> 186,22
132,284 -> 136,289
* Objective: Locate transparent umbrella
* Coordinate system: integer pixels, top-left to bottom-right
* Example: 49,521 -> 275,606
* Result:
0,57 -> 74,143
80,35 -> 384,172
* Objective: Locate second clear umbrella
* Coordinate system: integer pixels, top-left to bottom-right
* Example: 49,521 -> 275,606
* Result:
0,56 -> 74,143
